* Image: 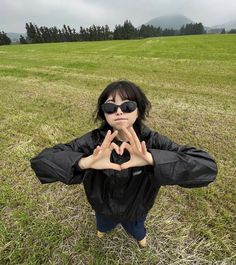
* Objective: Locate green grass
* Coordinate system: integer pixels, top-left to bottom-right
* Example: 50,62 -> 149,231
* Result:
0,34 -> 235,264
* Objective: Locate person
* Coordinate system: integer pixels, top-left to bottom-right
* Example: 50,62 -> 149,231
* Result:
30,80 -> 217,247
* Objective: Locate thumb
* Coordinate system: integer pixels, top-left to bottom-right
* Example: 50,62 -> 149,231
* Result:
120,160 -> 134,170
109,162 -> 121,171
93,145 -> 101,156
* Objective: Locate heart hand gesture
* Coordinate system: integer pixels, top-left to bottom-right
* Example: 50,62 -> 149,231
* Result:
78,130 -> 121,171
78,127 -> 153,171
119,127 -> 154,170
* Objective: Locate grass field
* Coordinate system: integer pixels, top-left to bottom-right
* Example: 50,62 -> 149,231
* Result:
0,34 -> 235,264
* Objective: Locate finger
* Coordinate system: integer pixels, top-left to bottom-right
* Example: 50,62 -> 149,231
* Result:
121,127 -> 134,144
93,145 -> 101,156
110,142 -> 120,155
110,130 -> 118,142
119,142 -> 126,155
100,130 -> 111,148
101,130 -> 118,149
129,127 -> 142,151
119,142 -> 131,155
141,141 -> 148,155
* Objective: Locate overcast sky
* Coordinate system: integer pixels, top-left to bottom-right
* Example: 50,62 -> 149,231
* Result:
1,0 -> 236,32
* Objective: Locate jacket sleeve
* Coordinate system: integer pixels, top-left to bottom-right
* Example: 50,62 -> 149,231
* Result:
148,132 -> 217,188
30,132 -> 94,185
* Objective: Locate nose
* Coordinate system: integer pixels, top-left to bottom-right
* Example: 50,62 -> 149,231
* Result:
116,106 -> 123,114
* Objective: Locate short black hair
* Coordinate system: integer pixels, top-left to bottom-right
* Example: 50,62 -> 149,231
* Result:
94,80 -> 151,126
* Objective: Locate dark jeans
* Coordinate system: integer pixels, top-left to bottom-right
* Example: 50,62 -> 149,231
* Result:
95,212 -> 147,241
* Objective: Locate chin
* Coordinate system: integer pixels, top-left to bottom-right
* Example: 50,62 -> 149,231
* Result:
114,124 -> 132,130
114,125 -> 125,130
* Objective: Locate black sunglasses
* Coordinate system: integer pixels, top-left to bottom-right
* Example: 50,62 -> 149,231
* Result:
102,101 -> 137,114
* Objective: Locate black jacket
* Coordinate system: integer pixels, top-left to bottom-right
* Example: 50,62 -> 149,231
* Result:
30,124 -> 217,222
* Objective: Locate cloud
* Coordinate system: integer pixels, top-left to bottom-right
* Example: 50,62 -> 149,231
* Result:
1,0 -> 236,32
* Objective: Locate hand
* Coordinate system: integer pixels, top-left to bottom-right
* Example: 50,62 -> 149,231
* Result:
79,130 -> 121,171
119,127 -> 154,170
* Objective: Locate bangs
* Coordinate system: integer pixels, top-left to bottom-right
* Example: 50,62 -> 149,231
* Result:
108,84 -> 136,102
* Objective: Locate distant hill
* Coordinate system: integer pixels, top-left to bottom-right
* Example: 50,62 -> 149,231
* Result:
211,19 -> 236,31
6,32 -> 27,43
143,14 -> 194,30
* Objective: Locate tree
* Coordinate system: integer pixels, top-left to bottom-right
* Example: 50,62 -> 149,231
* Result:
221,28 -> 226,34
113,24 -> 124,40
113,20 -> 138,40
195,23 -> 206,34
104,25 -> 112,40
180,23 -> 205,35
25,22 -> 39,43
79,26 -> 90,41
139,24 -> 161,38
19,35 -> 28,44
228,29 -> 236,34
123,20 -> 138,39
0,31 -> 11,45
162,28 -> 179,36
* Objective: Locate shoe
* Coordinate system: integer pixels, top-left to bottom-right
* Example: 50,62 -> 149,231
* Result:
138,236 -> 147,247
97,230 -> 105,238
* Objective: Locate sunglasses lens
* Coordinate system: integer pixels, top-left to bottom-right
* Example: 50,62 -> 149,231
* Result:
102,101 -> 137,114
102,103 -> 117,114
120,101 -> 137,113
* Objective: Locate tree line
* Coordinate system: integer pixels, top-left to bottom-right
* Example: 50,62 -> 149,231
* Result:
20,21 -> 207,44
1,20 -> 235,45
20,23 -> 112,43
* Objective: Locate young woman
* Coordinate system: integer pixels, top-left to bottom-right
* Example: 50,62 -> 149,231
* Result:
30,80 -> 217,247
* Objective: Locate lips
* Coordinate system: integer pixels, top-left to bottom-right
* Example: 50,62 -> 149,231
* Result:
115,118 -> 127,121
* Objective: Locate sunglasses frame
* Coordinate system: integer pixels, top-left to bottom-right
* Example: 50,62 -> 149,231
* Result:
102,101 -> 137,114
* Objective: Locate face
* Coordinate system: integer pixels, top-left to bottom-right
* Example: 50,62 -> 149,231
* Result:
103,93 -> 138,130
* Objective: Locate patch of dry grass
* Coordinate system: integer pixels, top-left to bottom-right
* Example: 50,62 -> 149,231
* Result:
0,34 -> 235,264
